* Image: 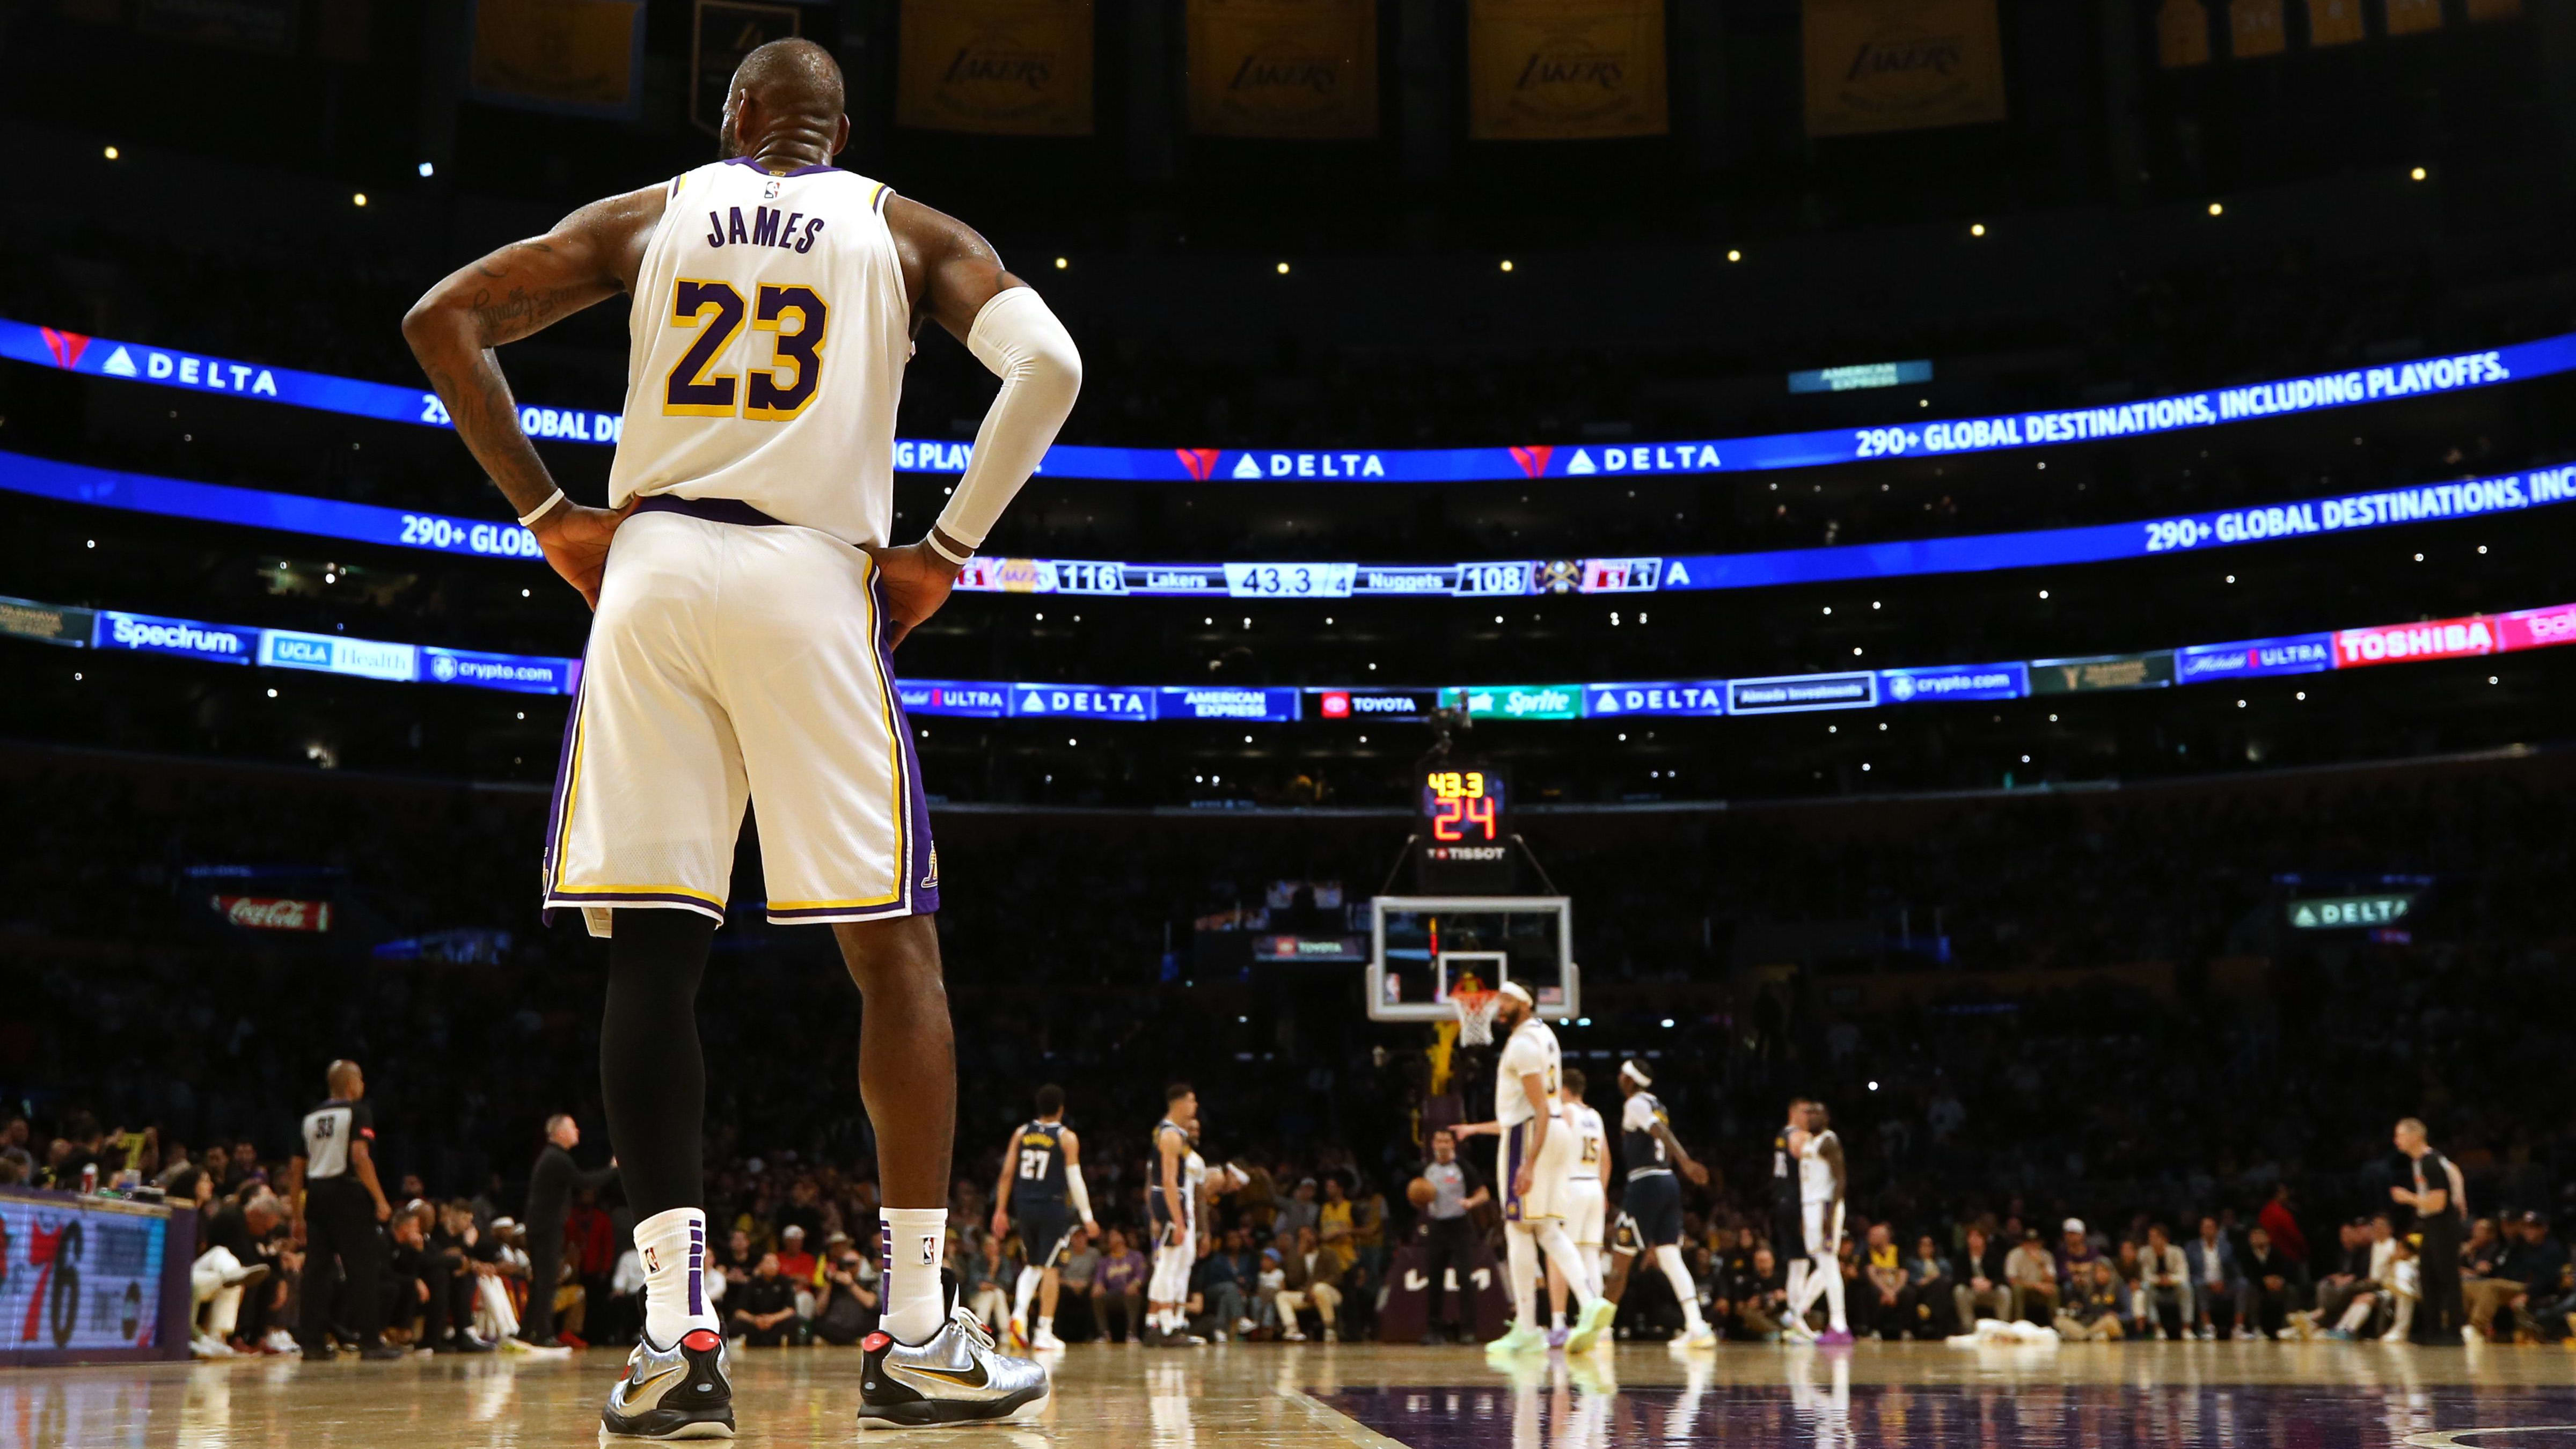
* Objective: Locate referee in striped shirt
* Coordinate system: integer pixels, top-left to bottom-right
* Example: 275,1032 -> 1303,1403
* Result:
285,1059 -> 401,1360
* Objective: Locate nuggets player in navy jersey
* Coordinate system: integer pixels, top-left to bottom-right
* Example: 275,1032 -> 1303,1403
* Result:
405,38 -> 1077,1437
990,1085 -> 1096,1352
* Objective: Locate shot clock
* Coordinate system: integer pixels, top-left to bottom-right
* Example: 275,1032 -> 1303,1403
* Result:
1417,762 -> 1515,894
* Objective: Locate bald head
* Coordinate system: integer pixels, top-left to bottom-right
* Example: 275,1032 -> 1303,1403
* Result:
327,1059 -> 363,1099
723,39 -> 849,170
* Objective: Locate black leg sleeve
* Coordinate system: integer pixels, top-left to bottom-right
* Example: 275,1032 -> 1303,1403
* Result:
602,909 -> 716,1221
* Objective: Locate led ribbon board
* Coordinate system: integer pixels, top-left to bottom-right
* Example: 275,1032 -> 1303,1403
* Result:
3,316 -> 2559,482
20,591 -> 2576,718
9,449 -> 2570,595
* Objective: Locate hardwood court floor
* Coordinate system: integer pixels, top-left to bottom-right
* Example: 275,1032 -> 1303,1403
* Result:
7,1338 -> 2576,1448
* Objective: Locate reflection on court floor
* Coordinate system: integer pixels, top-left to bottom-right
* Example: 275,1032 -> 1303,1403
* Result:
8,1342 -> 2576,1448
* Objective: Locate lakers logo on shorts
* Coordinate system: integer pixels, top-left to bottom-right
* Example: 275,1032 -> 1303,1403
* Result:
920,845 -> 940,892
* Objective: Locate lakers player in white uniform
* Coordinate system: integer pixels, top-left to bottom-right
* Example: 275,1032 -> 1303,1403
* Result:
1544,1068 -> 1609,1345
404,40 -> 1073,1436
1145,1085 -> 1207,1346
1452,982 -> 1613,1356
1783,1101 -> 1853,1344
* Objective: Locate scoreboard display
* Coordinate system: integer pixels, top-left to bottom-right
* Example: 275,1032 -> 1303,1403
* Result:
1417,764 -> 1514,893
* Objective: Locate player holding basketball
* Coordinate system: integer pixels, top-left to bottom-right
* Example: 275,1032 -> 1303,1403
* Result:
1607,1060 -> 1716,1348
403,38 -> 1074,1436
1453,982 -> 1612,1356
1545,1069 -> 1609,1348
991,1085 -> 1095,1352
1783,1101 -> 1853,1344
1145,1085 -> 1206,1346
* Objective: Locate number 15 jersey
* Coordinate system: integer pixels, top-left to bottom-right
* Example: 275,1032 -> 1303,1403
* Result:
610,158 -> 912,549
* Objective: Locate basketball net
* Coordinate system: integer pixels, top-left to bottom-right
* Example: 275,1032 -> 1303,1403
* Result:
1452,989 -> 1502,1048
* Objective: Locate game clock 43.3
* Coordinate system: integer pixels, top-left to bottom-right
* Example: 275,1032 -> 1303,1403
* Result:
1420,767 -> 1507,843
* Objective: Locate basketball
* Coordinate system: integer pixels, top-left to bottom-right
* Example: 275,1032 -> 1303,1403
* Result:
1408,1176 -> 1437,1208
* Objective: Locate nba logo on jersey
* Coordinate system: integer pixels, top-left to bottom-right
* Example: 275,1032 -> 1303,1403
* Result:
643,1246 -> 661,1273
919,1239 -> 938,1267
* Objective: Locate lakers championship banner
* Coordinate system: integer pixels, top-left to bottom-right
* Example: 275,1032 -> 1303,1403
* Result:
897,0 -> 1094,136
1187,0 -> 1379,139
1468,0 -> 1667,141
2157,0 -> 2213,65
2384,0 -> 2442,34
467,0 -> 646,120
2228,0 -> 2285,57
2306,0 -> 2365,46
1803,0 -> 2007,137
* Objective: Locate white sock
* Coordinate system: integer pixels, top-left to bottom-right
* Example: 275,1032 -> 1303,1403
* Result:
1552,1309 -> 1567,1331
1654,1245 -> 1706,1331
1789,1253 -> 1828,1321
881,1208 -> 947,1343
1506,1226 -> 1540,1328
634,1208 -> 719,1345
1012,1265 -> 1042,1326
1787,1257 -> 1809,1317
1036,1314 -> 1052,1335
1820,1254 -> 1848,1332
1535,1221 -> 1596,1308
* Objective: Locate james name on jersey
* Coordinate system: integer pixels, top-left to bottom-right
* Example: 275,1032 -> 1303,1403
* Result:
701,204 -> 827,254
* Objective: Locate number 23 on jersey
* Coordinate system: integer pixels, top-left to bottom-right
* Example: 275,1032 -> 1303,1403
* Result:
663,278 -> 829,421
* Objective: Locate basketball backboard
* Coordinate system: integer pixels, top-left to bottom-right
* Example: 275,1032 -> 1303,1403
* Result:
1366,896 -> 1577,1022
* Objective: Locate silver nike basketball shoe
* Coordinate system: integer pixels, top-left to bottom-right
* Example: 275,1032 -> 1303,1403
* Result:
600,1327 -> 735,1439
857,1305 -> 1050,1431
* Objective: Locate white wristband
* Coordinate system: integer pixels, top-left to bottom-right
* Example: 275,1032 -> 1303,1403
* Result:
516,488 -> 566,528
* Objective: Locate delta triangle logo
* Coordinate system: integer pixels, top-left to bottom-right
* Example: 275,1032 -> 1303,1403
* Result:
1174,448 -> 1220,481
1565,449 -> 1596,475
103,346 -> 138,377
1509,444 -> 1553,479
1592,691 -> 1620,714
39,327 -> 90,370
1018,689 -> 1048,714
1230,454 -> 1264,480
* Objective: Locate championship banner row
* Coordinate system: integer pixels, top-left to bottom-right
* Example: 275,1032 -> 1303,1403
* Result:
8,448 -> 2566,600
1,314 -> 2551,484
10,590 -> 2570,722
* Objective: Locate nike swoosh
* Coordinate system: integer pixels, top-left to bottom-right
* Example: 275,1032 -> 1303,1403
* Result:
896,1363 -> 989,1389
614,1364 -> 685,1408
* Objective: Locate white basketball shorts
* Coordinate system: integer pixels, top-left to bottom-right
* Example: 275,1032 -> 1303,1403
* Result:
1562,1178 -> 1606,1249
1802,1198 -> 1846,1259
1500,1116 -> 1575,1225
541,503 -> 937,933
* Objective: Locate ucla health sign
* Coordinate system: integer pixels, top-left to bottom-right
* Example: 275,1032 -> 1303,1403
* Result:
258,630 -> 418,682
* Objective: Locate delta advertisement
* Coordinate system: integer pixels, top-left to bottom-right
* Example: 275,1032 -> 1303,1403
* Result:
16,447 -> 2569,600
26,590 -> 2576,726
0,1189 -> 191,1365
8,314 -> 2562,484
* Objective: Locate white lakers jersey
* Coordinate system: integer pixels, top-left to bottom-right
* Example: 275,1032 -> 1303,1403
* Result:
1495,1016 -> 1563,1128
1567,1102 -> 1607,1182
1799,1128 -> 1840,1203
609,157 -> 912,548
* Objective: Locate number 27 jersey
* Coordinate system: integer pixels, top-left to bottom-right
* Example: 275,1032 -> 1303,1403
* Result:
610,157 -> 913,550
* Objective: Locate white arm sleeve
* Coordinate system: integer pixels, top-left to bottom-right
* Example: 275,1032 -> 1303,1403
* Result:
932,286 -> 1081,552
1065,1165 -> 1094,1225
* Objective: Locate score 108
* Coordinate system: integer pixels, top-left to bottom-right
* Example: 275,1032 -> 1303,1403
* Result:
1422,769 -> 1505,843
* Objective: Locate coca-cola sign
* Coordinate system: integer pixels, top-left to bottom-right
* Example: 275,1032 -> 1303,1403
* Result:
210,896 -> 332,932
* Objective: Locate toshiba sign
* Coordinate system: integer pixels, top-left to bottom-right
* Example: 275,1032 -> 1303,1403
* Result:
2332,617 -> 2498,668
211,896 -> 332,932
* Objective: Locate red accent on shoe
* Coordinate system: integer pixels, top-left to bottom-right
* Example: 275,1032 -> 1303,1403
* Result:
560,1331 -> 588,1349
861,1332 -> 892,1353
682,1329 -> 723,1352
